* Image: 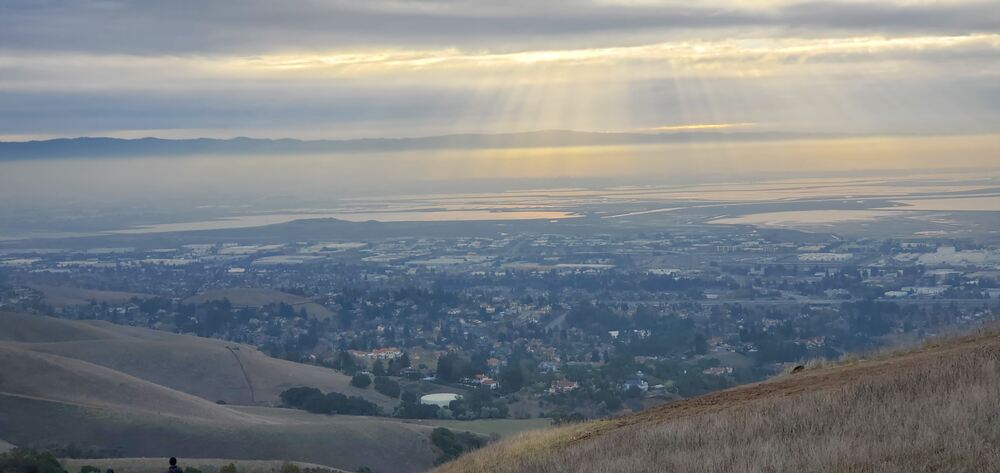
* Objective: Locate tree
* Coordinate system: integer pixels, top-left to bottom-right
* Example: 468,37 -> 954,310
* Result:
436,353 -> 473,382
351,373 -> 372,389
693,333 -> 709,355
372,360 -> 386,376
499,365 -> 525,393
220,464 -> 238,473
373,376 -> 401,398
280,463 -> 300,473
332,350 -> 357,374
281,386 -> 324,408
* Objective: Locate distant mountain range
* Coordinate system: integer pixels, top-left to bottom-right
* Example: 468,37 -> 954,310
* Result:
0,130 -> 838,160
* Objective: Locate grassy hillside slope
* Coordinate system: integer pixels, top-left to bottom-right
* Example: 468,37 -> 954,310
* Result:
0,312 -> 441,473
0,393 -> 434,473
0,312 -> 388,407
436,330 -> 1000,473
0,345 -> 253,422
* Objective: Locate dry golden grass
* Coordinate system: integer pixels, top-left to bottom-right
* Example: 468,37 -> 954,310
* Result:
0,312 -> 438,473
437,329 -> 1000,473
0,312 -> 389,407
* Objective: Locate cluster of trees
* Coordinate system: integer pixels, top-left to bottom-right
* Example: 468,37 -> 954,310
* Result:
445,387 -> 509,419
373,376 -> 401,398
0,449 -> 66,473
348,373 -> 402,398
430,428 -> 486,465
435,353 -> 478,383
394,388 -> 509,420
395,391 -> 442,419
280,386 -> 379,416
327,351 -> 411,377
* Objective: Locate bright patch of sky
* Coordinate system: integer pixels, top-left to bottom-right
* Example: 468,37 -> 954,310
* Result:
0,1 -> 998,139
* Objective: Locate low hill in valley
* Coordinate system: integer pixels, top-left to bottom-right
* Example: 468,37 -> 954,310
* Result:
0,312 -> 378,407
183,288 -> 334,319
0,312 -> 438,473
28,284 -> 153,308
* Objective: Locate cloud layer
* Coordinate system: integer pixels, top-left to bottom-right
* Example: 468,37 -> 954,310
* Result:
1,1 -> 999,139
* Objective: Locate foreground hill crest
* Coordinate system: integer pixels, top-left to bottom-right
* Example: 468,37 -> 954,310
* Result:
436,329 -> 1000,473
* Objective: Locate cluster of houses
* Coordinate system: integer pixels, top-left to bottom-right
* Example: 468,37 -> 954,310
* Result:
461,373 -> 499,390
548,379 -> 579,394
348,347 -> 404,360
702,366 -> 734,376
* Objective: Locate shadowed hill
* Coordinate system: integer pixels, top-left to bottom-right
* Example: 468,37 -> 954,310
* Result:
0,312 -> 388,407
0,345 -> 254,422
0,391 -> 435,473
0,312 -> 440,473
436,329 -> 1000,473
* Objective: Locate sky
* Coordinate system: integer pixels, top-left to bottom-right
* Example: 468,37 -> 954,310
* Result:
1,0 -> 999,140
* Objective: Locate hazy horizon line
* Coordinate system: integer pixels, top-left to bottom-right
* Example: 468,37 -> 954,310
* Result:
4,128 -> 1000,145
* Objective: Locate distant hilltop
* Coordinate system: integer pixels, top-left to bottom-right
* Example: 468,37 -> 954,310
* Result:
0,130 -> 838,160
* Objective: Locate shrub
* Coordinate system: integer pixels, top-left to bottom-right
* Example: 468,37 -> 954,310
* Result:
401,391 -> 419,404
351,373 -> 372,389
280,386 -> 324,408
431,428 -> 486,465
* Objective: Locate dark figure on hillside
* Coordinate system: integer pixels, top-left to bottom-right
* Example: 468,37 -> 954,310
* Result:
168,457 -> 183,473
791,365 -> 805,374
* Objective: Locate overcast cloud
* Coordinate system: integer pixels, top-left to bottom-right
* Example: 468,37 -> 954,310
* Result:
1,0 -> 999,139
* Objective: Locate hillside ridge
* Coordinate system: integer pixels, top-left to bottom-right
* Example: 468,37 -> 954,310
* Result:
0,312 -> 441,473
0,312 -> 390,407
436,329 -> 1000,473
